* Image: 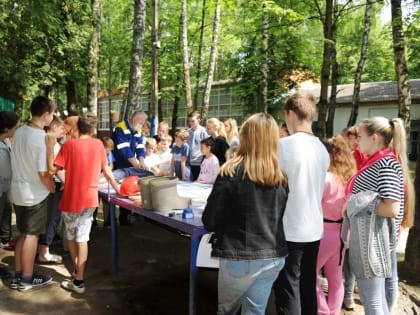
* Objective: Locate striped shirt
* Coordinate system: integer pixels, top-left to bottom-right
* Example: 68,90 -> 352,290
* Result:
352,156 -> 404,243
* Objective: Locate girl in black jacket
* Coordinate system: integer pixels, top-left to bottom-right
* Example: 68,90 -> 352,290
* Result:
202,112 -> 288,315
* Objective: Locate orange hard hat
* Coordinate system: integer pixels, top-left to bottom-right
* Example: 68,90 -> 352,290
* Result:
119,176 -> 141,197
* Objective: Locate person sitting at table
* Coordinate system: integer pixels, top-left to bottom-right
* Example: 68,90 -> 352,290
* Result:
196,138 -> 219,185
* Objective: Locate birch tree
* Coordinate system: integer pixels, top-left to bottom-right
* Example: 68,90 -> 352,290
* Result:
258,2 -> 269,113
181,0 -> 193,112
347,0 -> 373,127
201,0 -> 221,120
126,0 -> 147,117
87,0 -> 101,115
193,0 -> 207,110
315,0 -> 333,139
391,0 -> 411,129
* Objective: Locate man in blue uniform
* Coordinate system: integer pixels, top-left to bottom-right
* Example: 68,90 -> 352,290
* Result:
112,111 -> 147,225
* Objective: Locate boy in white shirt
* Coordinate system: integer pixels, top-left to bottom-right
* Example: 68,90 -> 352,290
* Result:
10,96 -> 55,291
273,92 -> 330,315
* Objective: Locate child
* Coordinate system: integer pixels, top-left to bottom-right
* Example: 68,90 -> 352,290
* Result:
279,122 -> 290,138
202,113 -> 288,314
171,129 -> 190,181
101,137 -> 115,169
196,138 -> 220,184
153,121 -> 170,144
101,137 -> 116,228
316,136 -> 356,315
223,118 -> 239,147
49,114 -> 119,294
156,135 -> 173,176
38,115 -> 65,263
0,111 -> 19,268
205,117 -> 230,165
144,137 -> 161,172
187,111 -> 208,181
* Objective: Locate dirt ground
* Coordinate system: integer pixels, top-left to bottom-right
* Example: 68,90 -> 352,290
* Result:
0,208 -> 419,315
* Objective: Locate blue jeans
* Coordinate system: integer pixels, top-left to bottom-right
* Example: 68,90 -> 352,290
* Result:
218,257 -> 285,315
40,187 -> 62,245
357,277 -> 389,315
385,249 -> 398,312
343,249 -> 356,297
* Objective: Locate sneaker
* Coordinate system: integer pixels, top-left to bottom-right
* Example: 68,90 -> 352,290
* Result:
343,295 -> 355,310
17,274 -> 52,292
0,239 -> 16,250
10,276 -> 21,289
61,279 -> 86,294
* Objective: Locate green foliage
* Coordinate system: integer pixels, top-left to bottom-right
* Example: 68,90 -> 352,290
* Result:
0,0 -> 416,121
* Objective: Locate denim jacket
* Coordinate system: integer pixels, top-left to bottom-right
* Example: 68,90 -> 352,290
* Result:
202,166 -> 288,260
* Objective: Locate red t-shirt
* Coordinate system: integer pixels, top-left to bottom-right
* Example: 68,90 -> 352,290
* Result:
55,138 -> 107,213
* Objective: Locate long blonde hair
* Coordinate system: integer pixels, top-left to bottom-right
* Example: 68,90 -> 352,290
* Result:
323,135 -> 356,186
220,113 -> 286,186
206,118 -> 227,139
224,118 -> 239,143
360,117 -> 415,228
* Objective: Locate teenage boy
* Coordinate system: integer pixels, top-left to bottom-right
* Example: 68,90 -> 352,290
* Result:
187,111 -> 208,181
273,92 -> 330,315
49,114 -> 119,294
10,96 -> 55,291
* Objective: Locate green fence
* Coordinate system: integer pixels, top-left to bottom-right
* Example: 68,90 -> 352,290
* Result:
0,97 -> 15,111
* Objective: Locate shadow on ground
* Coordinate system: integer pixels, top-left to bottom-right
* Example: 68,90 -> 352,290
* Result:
0,212 -> 418,314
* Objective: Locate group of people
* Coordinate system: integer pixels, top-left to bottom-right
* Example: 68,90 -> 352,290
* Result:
109,110 -> 239,186
0,96 -> 119,293
0,91 -> 415,315
203,91 -> 414,315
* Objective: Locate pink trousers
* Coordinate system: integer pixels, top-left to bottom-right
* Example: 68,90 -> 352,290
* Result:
316,225 -> 345,315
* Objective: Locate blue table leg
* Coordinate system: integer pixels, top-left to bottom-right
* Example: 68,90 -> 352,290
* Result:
109,202 -> 119,275
189,235 -> 200,315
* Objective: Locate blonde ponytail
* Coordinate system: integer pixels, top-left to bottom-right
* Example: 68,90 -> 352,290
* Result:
391,118 -> 415,228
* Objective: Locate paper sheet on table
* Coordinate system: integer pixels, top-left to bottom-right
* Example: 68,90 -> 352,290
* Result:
177,181 -> 213,217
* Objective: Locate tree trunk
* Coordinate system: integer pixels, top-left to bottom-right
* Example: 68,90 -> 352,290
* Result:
201,0 -> 221,121
258,3 -> 269,113
181,0 -> 193,112
405,135 -> 420,277
193,0 -> 206,110
151,0 -> 159,123
326,2 -> 339,137
126,0 -> 147,117
391,0 -> 411,134
87,0 -> 101,115
316,0 -> 333,139
66,78 -> 78,115
348,0 -> 372,128
54,84 -> 65,117
108,57 -> 113,135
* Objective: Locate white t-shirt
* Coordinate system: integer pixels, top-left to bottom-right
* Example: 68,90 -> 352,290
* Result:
157,150 -> 172,174
11,125 -> 49,206
279,132 -> 330,242
144,153 -> 161,170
